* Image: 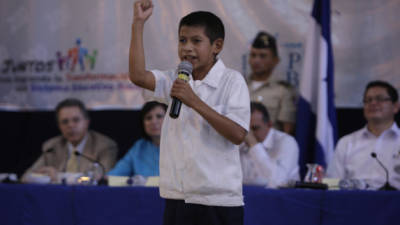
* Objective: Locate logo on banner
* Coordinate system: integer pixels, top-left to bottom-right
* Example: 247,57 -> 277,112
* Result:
1,38 -> 98,74
1,36 -> 140,107
57,38 -> 98,72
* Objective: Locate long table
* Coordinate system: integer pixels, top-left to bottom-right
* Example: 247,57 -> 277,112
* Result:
1,183 -> 398,225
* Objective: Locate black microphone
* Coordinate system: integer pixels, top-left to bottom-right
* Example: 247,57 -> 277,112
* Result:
74,151 -> 107,185
45,148 -> 55,153
370,152 -> 397,191
169,61 -> 193,118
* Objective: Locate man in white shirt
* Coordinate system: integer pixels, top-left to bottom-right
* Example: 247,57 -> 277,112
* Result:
240,102 -> 300,188
327,80 -> 400,190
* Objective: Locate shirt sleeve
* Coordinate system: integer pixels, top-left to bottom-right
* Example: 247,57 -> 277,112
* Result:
225,75 -> 251,132
21,155 -> 46,182
107,144 -> 137,176
326,137 -> 348,179
98,139 -> 118,172
147,69 -> 174,104
247,135 -> 300,188
21,140 -> 55,182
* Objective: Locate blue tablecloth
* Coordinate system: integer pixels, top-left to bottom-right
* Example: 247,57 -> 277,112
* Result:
1,184 -> 398,225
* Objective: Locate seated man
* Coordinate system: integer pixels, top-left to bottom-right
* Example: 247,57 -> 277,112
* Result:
247,31 -> 297,134
327,80 -> 400,190
240,102 -> 300,188
21,98 -> 118,183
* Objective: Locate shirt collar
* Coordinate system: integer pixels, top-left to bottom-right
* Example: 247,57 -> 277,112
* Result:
361,122 -> 400,138
198,59 -> 225,89
261,128 -> 275,150
67,133 -> 88,154
247,71 -> 279,86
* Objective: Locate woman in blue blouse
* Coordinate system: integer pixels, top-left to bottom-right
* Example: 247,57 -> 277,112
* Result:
108,101 -> 167,177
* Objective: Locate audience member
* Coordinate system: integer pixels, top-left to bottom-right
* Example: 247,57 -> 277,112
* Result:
247,31 -> 296,134
327,80 -> 400,190
21,98 -> 118,183
108,101 -> 166,177
240,102 -> 299,188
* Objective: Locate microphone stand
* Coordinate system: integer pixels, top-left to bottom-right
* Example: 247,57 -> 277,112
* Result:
43,148 -> 55,166
74,151 -> 108,186
371,152 -> 397,191
379,182 -> 397,191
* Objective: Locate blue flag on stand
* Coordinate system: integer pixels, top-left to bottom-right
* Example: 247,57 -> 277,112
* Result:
295,0 -> 338,178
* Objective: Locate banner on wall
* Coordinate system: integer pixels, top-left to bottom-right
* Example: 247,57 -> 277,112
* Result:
0,38 -> 145,110
0,0 -> 306,111
0,1 -> 145,110
1,0 -> 400,110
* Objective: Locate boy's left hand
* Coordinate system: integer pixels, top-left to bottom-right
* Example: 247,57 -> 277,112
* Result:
170,79 -> 198,108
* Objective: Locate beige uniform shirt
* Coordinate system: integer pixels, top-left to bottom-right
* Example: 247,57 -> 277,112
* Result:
248,77 -> 296,131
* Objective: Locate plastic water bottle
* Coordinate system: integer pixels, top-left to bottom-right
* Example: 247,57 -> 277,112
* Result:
91,163 -> 102,184
338,179 -> 369,190
305,164 -> 324,183
126,175 -> 147,186
79,163 -> 102,185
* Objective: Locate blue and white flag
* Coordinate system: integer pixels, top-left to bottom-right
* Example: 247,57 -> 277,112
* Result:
296,0 -> 338,178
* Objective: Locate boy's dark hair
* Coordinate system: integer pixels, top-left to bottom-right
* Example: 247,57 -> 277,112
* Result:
55,98 -> 89,122
140,101 -> 168,140
364,80 -> 398,103
250,102 -> 270,123
251,31 -> 278,57
179,11 -> 225,44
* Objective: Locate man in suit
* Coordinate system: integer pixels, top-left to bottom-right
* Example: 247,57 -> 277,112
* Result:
21,98 -> 118,183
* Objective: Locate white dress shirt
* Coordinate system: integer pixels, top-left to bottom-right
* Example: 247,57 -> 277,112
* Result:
240,128 -> 300,188
67,134 -> 88,155
327,123 -> 400,189
150,59 -> 250,206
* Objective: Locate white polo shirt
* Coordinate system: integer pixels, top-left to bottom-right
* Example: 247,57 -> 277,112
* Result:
327,123 -> 400,189
150,59 -> 250,206
240,128 -> 300,188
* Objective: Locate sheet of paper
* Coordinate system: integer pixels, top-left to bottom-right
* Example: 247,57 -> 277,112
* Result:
108,175 -> 129,187
145,176 -> 159,187
322,178 -> 340,190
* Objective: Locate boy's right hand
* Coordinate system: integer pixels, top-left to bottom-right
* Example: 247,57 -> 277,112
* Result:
133,0 -> 154,23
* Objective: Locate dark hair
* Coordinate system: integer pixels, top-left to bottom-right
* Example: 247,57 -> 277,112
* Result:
55,98 -> 89,122
140,101 -> 168,140
364,80 -> 398,103
251,31 -> 278,57
179,11 -> 225,44
250,102 -> 270,123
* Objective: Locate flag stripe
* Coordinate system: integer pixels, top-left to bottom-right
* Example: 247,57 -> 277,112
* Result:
296,0 -> 337,178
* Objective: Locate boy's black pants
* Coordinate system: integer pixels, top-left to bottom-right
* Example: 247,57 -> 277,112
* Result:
163,199 -> 244,225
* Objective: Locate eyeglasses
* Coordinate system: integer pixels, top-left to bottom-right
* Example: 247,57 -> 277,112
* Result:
363,96 -> 392,104
59,117 -> 83,125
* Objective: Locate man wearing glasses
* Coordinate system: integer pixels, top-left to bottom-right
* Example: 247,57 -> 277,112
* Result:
21,98 -> 118,183
327,80 -> 400,190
